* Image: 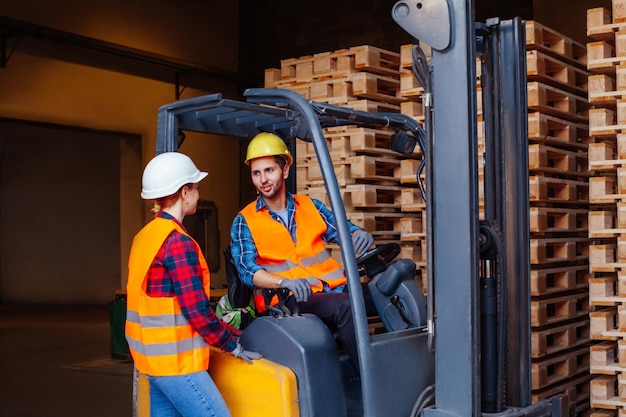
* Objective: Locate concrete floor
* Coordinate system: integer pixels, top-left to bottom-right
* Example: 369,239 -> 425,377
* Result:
0,303 -> 133,417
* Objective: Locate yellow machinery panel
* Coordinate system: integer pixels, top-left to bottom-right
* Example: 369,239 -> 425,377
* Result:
209,347 -> 300,417
134,348 -> 299,417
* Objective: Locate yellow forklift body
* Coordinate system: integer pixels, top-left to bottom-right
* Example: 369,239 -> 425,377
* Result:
209,348 -> 300,417
134,348 -> 299,417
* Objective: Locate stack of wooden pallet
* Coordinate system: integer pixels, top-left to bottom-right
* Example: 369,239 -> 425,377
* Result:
586,2 -> 626,416
524,20 -> 593,415
265,45 -> 427,288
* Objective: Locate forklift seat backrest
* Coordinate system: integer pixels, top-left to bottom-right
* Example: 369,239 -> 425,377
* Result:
368,258 -> 427,332
224,245 -> 252,309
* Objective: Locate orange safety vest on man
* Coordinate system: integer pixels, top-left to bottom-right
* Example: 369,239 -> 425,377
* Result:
125,217 -> 211,376
240,194 -> 346,313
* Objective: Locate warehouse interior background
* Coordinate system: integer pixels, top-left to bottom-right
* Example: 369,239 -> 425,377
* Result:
0,0 -> 612,416
0,0 -> 609,303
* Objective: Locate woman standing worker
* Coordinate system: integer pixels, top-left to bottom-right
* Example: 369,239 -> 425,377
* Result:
125,152 -> 260,417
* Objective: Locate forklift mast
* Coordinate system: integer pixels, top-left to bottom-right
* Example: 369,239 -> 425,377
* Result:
153,1 -> 569,416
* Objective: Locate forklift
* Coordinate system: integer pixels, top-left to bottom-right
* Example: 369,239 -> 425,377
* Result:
139,0 -> 571,416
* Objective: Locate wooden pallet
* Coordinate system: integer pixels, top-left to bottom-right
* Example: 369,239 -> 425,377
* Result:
400,214 -> 427,241
349,72 -> 405,104
589,207 -> 626,237
400,187 -> 426,212
532,372 -> 592,414
531,237 -> 588,264
342,183 -> 404,211
323,126 -> 420,158
401,241 -> 427,267
590,275 -> 626,306
527,112 -> 589,150
531,264 -> 591,296
527,49 -> 591,96
589,242 -> 626,272
346,211 -> 420,240
590,175 -> 626,204
525,20 -> 588,68
588,140 -> 626,171
327,98 -> 401,114
531,291 -> 590,327
528,144 -> 589,177
588,7 -> 622,41
590,373 -> 626,409
589,107 -> 626,138
529,175 -> 589,204
590,307 -> 622,341
297,156 -> 402,187
531,345 -> 590,390
590,339 -> 626,375
530,206 -> 588,234
532,317 -> 591,358
527,81 -> 590,123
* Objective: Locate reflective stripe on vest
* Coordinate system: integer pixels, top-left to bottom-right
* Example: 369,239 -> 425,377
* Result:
240,195 -> 346,312
125,217 -> 211,376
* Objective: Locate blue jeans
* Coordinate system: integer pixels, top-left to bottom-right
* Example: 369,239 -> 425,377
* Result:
147,371 -> 231,417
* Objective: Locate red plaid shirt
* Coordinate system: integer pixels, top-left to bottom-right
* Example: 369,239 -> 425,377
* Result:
145,212 -> 237,352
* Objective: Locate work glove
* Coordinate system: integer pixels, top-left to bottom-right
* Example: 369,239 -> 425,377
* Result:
352,230 -> 374,255
230,343 -> 262,364
280,278 -> 313,303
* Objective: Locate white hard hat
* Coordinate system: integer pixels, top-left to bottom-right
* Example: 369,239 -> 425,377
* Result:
141,152 -> 208,199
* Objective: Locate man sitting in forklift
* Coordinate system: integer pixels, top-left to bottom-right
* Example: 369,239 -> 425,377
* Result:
229,132 -> 376,375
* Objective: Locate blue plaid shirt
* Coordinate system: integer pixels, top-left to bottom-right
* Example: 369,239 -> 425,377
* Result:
229,192 -> 362,287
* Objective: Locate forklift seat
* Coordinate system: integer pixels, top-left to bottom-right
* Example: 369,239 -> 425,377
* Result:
368,258 -> 427,331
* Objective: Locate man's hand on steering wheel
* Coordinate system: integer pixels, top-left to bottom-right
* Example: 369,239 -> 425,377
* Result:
352,230 -> 374,255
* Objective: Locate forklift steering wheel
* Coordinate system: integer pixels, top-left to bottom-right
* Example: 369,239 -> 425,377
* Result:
356,243 -> 401,278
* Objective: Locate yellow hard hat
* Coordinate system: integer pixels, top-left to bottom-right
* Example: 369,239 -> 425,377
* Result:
245,132 -> 293,166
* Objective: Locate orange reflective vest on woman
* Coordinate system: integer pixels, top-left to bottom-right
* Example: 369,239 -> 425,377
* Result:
241,194 -> 346,313
125,217 -> 211,376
